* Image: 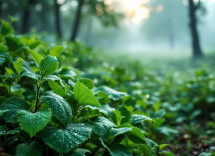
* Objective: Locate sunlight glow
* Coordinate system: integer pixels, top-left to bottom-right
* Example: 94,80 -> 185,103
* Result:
132,7 -> 149,24
156,4 -> 164,12
119,0 -> 150,24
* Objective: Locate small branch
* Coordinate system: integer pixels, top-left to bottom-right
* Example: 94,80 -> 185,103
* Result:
71,105 -> 83,121
90,144 -> 102,156
34,83 -> 41,112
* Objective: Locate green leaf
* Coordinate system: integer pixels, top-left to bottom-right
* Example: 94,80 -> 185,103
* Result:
137,144 -> 151,155
74,80 -> 101,108
29,41 -> 42,49
65,148 -> 91,156
5,67 -> 14,76
40,123 -> 92,154
5,36 -> 23,51
110,127 -> 132,138
97,91 -> 109,104
21,60 -> 39,80
85,105 -> 107,115
79,78 -> 94,89
39,55 -> 58,77
155,144 -> 170,152
27,48 -> 43,66
0,125 -> 19,135
118,105 -> 131,124
44,75 -> 65,90
48,80 -> 66,96
18,109 -> 52,137
0,43 -> 8,52
0,110 -> 8,117
16,141 -> 42,156
13,58 -> 23,74
41,92 -> 72,126
89,116 -> 116,142
160,151 -> 175,156
93,86 -> 128,101
1,20 -> 14,35
50,46 -> 63,57
58,68 -> 76,79
131,114 -> 154,125
120,124 -> 146,144
110,110 -> 122,126
99,138 -> 132,156
0,97 -> 30,123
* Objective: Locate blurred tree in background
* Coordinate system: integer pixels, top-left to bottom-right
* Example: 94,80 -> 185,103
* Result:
188,0 -> 205,58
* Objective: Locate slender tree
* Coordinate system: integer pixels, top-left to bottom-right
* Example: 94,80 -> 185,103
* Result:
54,0 -> 67,38
21,0 -> 37,34
188,0 -> 203,58
70,0 -> 85,42
70,0 -> 123,42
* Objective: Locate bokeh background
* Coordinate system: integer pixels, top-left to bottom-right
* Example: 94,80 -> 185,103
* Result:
1,0 -> 215,59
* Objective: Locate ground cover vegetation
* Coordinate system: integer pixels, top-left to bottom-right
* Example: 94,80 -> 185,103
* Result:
0,17 -> 215,156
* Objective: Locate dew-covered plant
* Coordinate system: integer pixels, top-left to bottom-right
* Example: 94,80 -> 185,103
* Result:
0,17 -> 175,156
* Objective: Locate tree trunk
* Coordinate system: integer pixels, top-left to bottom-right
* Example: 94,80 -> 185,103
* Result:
0,0 -> 3,19
168,18 -> 174,49
188,0 -> 203,58
70,0 -> 84,42
21,0 -> 37,34
54,0 -> 62,38
85,17 -> 92,45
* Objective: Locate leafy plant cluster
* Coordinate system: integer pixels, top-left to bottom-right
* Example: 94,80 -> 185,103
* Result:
0,17 -> 178,156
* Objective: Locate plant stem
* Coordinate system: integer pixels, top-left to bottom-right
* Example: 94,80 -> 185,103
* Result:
71,105 -> 83,121
90,144 -> 102,156
34,83 -> 41,112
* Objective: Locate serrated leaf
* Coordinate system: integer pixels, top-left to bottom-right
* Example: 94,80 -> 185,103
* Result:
44,75 -> 65,90
99,138 -> 132,156
13,58 -> 23,74
58,68 -> 76,79
40,123 -> 92,154
41,92 -> 72,125
39,55 -> 58,77
89,116 -> 116,141
65,148 -> 91,156
0,97 -> 30,123
159,151 -> 175,156
0,109 -> 8,117
5,67 -> 14,76
50,46 -> 63,57
5,36 -> 23,51
16,141 -> 42,156
85,105 -> 107,116
48,80 -> 66,96
0,43 -> 8,52
79,78 -> 94,89
137,144 -> 151,155
74,80 -> 101,108
120,124 -> 146,144
110,127 -> 132,138
18,109 -> 52,137
155,144 -> 170,152
110,110 -> 122,126
118,105 -> 131,125
28,48 -> 43,66
1,20 -> 14,35
97,91 -> 109,104
131,114 -> 154,125
93,86 -> 128,101
0,125 -> 19,135
21,59 -> 39,80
